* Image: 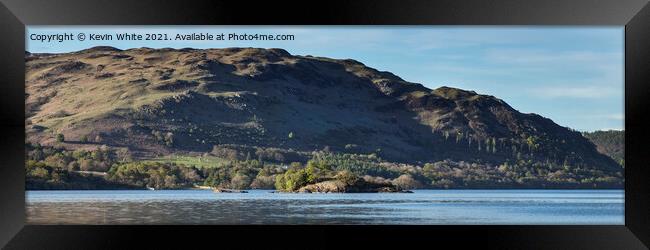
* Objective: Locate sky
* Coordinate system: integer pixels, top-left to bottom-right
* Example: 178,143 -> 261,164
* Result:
26,26 -> 624,132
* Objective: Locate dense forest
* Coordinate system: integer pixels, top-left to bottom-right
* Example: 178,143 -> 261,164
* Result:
26,141 -> 623,190
582,130 -> 624,167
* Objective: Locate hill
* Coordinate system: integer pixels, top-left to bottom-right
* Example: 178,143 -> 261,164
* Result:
24,47 -> 623,189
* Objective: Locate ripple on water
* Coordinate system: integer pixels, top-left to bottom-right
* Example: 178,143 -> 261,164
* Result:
25,189 -> 624,225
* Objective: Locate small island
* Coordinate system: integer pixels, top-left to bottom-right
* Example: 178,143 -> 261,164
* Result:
274,166 -> 413,193
214,175 -> 412,193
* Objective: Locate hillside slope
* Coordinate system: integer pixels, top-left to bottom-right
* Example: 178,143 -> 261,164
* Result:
583,130 -> 625,166
25,47 -> 621,175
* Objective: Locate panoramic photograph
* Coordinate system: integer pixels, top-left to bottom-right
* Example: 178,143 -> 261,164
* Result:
24,26 -> 624,224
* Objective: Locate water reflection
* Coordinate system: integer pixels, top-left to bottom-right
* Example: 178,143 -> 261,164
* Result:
26,189 -> 624,225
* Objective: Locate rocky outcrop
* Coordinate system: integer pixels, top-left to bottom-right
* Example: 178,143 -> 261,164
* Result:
298,180 -> 347,193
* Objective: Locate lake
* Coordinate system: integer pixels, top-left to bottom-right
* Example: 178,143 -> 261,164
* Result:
26,189 -> 624,225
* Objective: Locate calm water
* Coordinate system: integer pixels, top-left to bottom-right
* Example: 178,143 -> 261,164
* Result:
26,189 -> 624,225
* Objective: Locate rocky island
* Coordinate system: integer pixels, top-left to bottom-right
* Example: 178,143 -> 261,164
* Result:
274,169 -> 412,193
296,180 -> 411,193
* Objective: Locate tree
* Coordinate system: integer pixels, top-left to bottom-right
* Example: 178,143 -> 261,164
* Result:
275,168 -> 311,191
285,169 -> 308,191
251,174 -> 276,189
392,174 -> 422,190
164,132 -> 174,147
498,162 -> 509,172
56,133 -> 65,142
212,146 -> 240,161
79,158 -> 95,171
335,170 -> 358,186
274,174 -> 286,190
230,174 -> 252,189
526,136 -> 539,151
164,175 -> 179,188
28,148 -> 45,161
308,159 -> 331,172
80,135 -> 89,143
290,162 -> 302,170
422,163 -> 442,179
491,138 -> 497,153
305,164 -> 319,183
31,167 -> 50,179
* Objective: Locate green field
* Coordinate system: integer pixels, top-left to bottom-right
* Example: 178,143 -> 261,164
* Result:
143,155 -> 231,168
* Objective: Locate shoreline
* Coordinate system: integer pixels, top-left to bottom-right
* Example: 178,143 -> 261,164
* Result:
25,187 -> 626,191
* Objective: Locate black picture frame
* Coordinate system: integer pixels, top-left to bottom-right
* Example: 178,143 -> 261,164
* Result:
0,0 -> 648,249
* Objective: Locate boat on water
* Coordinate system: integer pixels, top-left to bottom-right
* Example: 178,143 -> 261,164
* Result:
146,187 -> 155,191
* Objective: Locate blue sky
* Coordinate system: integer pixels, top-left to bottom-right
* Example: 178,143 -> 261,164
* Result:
26,26 -> 624,132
